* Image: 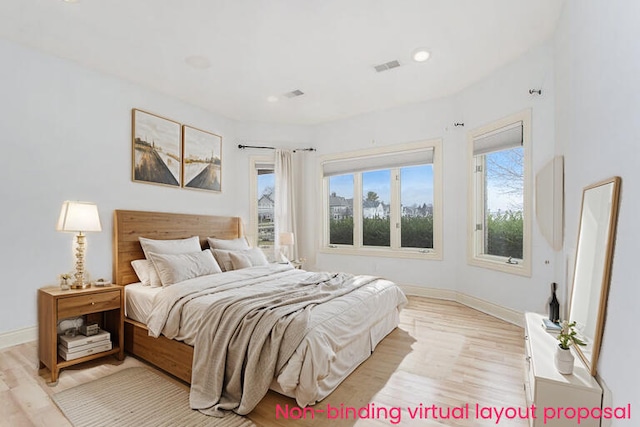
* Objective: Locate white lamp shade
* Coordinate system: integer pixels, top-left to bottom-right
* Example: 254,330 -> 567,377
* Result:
279,232 -> 294,246
56,201 -> 102,232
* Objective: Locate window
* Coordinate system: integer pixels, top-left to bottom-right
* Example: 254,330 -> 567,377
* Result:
321,140 -> 442,259
250,157 -> 275,250
328,174 -> 354,245
468,110 -> 531,276
400,164 -> 434,249
362,169 -> 391,247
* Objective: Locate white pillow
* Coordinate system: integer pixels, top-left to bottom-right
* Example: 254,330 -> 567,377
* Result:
147,250 -> 222,287
130,259 -> 162,287
207,237 -> 250,251
243,248 -> 270,267
229,252 -> 253,270
212,248 -> 269,272
210,249 -> 234,272
139,236 -> 201,259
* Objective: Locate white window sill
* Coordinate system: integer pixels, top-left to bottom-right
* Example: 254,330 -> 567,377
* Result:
320,246 -> 442,260
467,255 -> 531,277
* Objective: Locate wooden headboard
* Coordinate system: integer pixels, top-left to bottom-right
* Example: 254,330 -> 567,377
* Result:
112,210 -> 243,286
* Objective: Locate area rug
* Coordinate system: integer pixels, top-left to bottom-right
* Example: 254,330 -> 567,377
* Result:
52,367 -> 256,427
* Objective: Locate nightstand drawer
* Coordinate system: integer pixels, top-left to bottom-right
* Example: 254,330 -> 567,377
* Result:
57,290 -> 120,318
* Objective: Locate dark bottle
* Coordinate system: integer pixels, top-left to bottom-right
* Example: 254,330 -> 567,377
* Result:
549,282 -> 560,323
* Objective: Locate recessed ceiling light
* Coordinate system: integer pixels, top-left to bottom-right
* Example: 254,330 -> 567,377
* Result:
184,55 -> 211,70
63,0 -> 79,3
412,49 -> 430,62
267,96 -> 279,103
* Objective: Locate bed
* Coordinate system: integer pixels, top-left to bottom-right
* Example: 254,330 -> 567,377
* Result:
113,209 -> 407,415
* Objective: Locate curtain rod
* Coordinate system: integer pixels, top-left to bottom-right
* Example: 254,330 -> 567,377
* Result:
237,144 -> 316,152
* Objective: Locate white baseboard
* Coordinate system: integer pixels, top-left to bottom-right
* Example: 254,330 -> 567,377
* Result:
0,326 -> 37,350
400,284 -> 458,301
400,284 -> 524,327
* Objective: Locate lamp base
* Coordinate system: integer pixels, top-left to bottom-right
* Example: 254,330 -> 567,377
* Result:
71,232 -> 89,289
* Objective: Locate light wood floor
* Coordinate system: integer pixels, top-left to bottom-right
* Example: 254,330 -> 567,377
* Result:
0,297 -> 527,426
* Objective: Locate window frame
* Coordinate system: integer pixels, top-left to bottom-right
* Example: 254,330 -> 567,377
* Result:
249,156 -> 275,249
320,139 -> 442,260
467,110 -> 532,276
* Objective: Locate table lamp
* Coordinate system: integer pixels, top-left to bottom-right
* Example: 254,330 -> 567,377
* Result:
279,232 -> 294,260
56,201 -> 102,289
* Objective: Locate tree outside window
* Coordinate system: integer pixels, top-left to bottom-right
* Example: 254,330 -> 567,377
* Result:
322,141 -> 441,259
468,111 -> 531,276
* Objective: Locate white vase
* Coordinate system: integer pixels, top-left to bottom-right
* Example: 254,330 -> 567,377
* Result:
555,346 -> 574,374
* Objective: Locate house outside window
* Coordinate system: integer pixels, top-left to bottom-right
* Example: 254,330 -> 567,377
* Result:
467,110 -> 532,276
250,157 -> 275,250
362,169 -> 391,247
328,174 -> 354,245
321,140 -> 442,259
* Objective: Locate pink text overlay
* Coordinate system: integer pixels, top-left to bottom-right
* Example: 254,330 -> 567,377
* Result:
275,402 -> 632,424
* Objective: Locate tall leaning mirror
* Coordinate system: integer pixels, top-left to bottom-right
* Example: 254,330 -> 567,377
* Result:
569,176 -> 621,376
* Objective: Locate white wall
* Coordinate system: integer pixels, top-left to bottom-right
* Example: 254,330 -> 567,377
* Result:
0,39 -> 243,333
454,42 -> 557,314
554,0 -> 640,417
303,42 -> 557,314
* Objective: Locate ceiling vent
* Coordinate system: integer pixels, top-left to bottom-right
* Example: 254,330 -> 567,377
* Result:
284,89 -> 305,98
374,60 -> 401,73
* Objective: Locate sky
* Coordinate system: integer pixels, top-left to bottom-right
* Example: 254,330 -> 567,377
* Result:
182,126 -> 221,160
258,172 -> 275,198
330,165 -> 434,207
134,110 -> 180,156
485,149 -> 524,212
262,157 -> 520,213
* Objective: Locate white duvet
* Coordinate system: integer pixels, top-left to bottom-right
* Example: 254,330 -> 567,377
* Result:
144,263 -> 407,407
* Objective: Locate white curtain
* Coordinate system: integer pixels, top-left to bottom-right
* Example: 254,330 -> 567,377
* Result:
274,149 -> 298,261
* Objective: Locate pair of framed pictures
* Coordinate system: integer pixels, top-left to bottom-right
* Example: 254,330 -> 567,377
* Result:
132,109 -> 222,192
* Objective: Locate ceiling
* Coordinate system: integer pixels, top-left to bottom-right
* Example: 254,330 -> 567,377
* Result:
0,0 -> 564,125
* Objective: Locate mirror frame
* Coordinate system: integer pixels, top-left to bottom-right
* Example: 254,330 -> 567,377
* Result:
569,176 -> 621,376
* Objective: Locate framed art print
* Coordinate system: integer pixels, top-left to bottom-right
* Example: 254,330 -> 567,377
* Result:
132,109 -> 181,187
182,125 -> 222,192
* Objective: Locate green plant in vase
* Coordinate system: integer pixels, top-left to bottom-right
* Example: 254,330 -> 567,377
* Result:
555,320 -> 586,375
557,320 -> 587,350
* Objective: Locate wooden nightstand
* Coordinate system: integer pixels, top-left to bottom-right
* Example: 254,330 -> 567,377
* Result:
38,285 -> 124,383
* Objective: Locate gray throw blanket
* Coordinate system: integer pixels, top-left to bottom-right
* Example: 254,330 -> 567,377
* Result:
188,270 -> 379,416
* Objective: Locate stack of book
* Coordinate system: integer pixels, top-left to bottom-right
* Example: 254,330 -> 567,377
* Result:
58,329 -> 112,361
542,318 -> 561,332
